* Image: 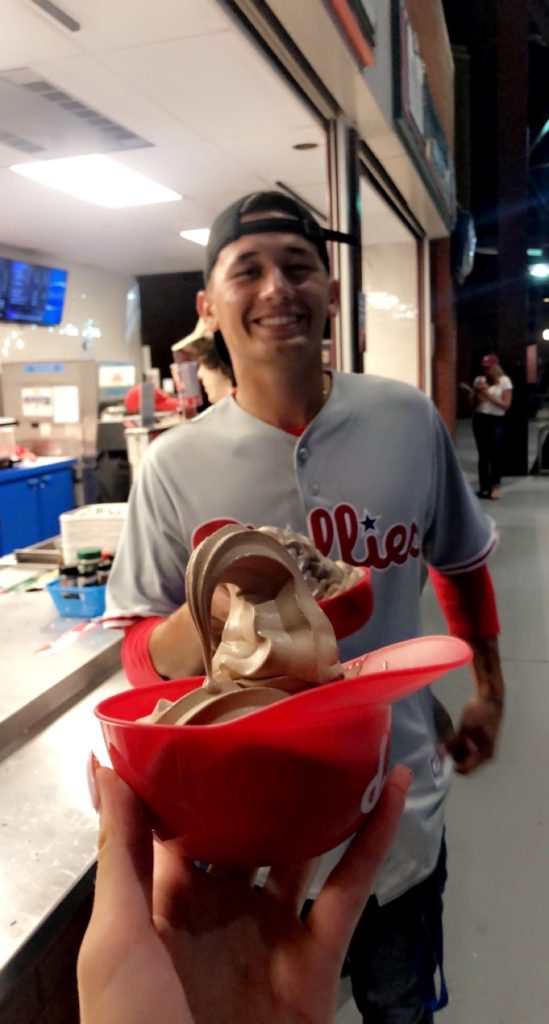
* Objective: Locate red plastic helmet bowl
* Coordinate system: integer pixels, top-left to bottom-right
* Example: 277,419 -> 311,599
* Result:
95,635 -> 471,866
318,567 -> 374,639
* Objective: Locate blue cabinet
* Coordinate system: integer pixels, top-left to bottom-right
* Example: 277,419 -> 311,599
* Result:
37,470 -> 76,539
0,459 -> 76,555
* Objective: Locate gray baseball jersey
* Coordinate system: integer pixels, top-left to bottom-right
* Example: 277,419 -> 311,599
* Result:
106,371 -> 497,904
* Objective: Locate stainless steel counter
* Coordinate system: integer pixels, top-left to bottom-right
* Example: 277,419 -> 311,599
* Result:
0,576 -> 121,756
0,671 -> 128,998
0,564 -> 128,1002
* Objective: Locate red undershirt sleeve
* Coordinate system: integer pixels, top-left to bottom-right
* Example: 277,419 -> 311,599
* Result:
121,616 -> 167,688
120,567 -> 499,684
428,564 -> 500,640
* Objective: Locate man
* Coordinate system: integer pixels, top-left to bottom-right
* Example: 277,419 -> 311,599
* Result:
106,191 -> 505,1023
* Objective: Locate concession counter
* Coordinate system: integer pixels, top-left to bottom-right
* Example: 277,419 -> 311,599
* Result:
0,565 -> 127,1024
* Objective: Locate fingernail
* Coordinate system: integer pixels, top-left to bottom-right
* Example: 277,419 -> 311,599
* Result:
87,752 -> 101,812
392,765 -> 414,793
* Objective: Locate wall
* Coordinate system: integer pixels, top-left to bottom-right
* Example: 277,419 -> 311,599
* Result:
406,0 -> 454,155
138,271 -> 204,380
361,0 -> 393,128
266,0 -> 453,237
363,238 -> 420,386
430,236 -> 456,430
0,246 -> 142,373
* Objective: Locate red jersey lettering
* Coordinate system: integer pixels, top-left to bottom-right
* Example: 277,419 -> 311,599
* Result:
194,505 -> 421,572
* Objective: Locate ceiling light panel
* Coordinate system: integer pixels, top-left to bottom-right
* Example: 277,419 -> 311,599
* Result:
10,154 -> 182,208
28,0 -> 80,33
180,229 -> 210,246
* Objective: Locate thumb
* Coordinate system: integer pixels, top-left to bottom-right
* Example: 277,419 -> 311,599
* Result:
90,761 -> 154,932
77,765 -> 156,1021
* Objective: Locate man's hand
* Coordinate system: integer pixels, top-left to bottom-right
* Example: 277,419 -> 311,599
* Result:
210,582 -> 231,642
433,635 -> 505,775
445,696 -> 503,774
148,584 -> 231,680
78,763 -> 410,1024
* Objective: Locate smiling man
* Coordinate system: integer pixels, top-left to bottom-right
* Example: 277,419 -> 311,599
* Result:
105,191 -> 505,1024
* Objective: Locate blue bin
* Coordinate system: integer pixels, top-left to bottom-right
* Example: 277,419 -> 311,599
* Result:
46,579 -> 106,619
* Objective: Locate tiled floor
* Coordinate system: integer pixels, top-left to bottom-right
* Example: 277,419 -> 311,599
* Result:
335,422 -> 549,1023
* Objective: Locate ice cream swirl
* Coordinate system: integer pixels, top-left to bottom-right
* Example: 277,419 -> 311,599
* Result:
186,524 -> 343,693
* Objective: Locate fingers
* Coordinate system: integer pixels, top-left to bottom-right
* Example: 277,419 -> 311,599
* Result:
211,583 -> 231,629
451,745 -> 490,774
446,732 -> 479,773
263,857 -> 321,912
152,838 -> 212,923
307,765 -> 411,959
91,764 -> 155,933
206,864 -> 259,886
447,723 -> 498,774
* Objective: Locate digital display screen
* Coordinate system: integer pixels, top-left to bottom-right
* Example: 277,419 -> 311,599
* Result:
98,362 -> 137,403
98,364 -> 136,389
0,257 -> 68,326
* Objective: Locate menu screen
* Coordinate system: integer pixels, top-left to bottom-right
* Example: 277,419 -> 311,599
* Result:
0,258 -> 68,325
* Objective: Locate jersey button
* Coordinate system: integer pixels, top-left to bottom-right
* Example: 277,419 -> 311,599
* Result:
310,483 -> 320,496
297,446 -> 310,463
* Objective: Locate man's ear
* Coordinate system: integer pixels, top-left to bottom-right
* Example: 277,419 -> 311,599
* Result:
196,289 -> 218,332
327,279 -> 340,318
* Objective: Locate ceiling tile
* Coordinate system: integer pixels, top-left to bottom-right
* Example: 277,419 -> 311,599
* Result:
68,0 -> 229,53
0,0 -> 80,67
113,142 -> 272,198
30,55 -> 203,148
99,31 -> 315,140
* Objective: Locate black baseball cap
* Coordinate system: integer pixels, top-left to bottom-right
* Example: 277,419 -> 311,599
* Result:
204,190 -> 356,283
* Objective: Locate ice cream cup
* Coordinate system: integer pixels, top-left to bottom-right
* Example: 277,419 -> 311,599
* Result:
318,566 -> 373,639
95,635 -> 471,866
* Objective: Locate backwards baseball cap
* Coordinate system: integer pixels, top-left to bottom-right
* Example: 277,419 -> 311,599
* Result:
481,353 -> 499,369
171,317 -> 213,355
204,190 -> 357,282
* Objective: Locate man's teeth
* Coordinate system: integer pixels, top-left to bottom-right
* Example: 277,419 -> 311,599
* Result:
258,315 -> 300,326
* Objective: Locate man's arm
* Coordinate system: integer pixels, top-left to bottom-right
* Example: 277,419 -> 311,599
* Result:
123,597 -> 225,686
106,450 -> 205,684
449,634 -> 504,774
148,584 -> 231,680
120,611 -> 205,688
428,566 -> 504,774
148,604 -> 206,679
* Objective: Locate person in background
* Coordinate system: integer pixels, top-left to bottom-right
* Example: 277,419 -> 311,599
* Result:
124,374 -> 180,415
173,318 -> 235,407
461,354 -> 513,500
77,759 -> 410,1024
105,191 -> 505,1024
195,336 -> 234,405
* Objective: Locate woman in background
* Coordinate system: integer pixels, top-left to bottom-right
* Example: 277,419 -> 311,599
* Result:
461,354 -> 513,500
